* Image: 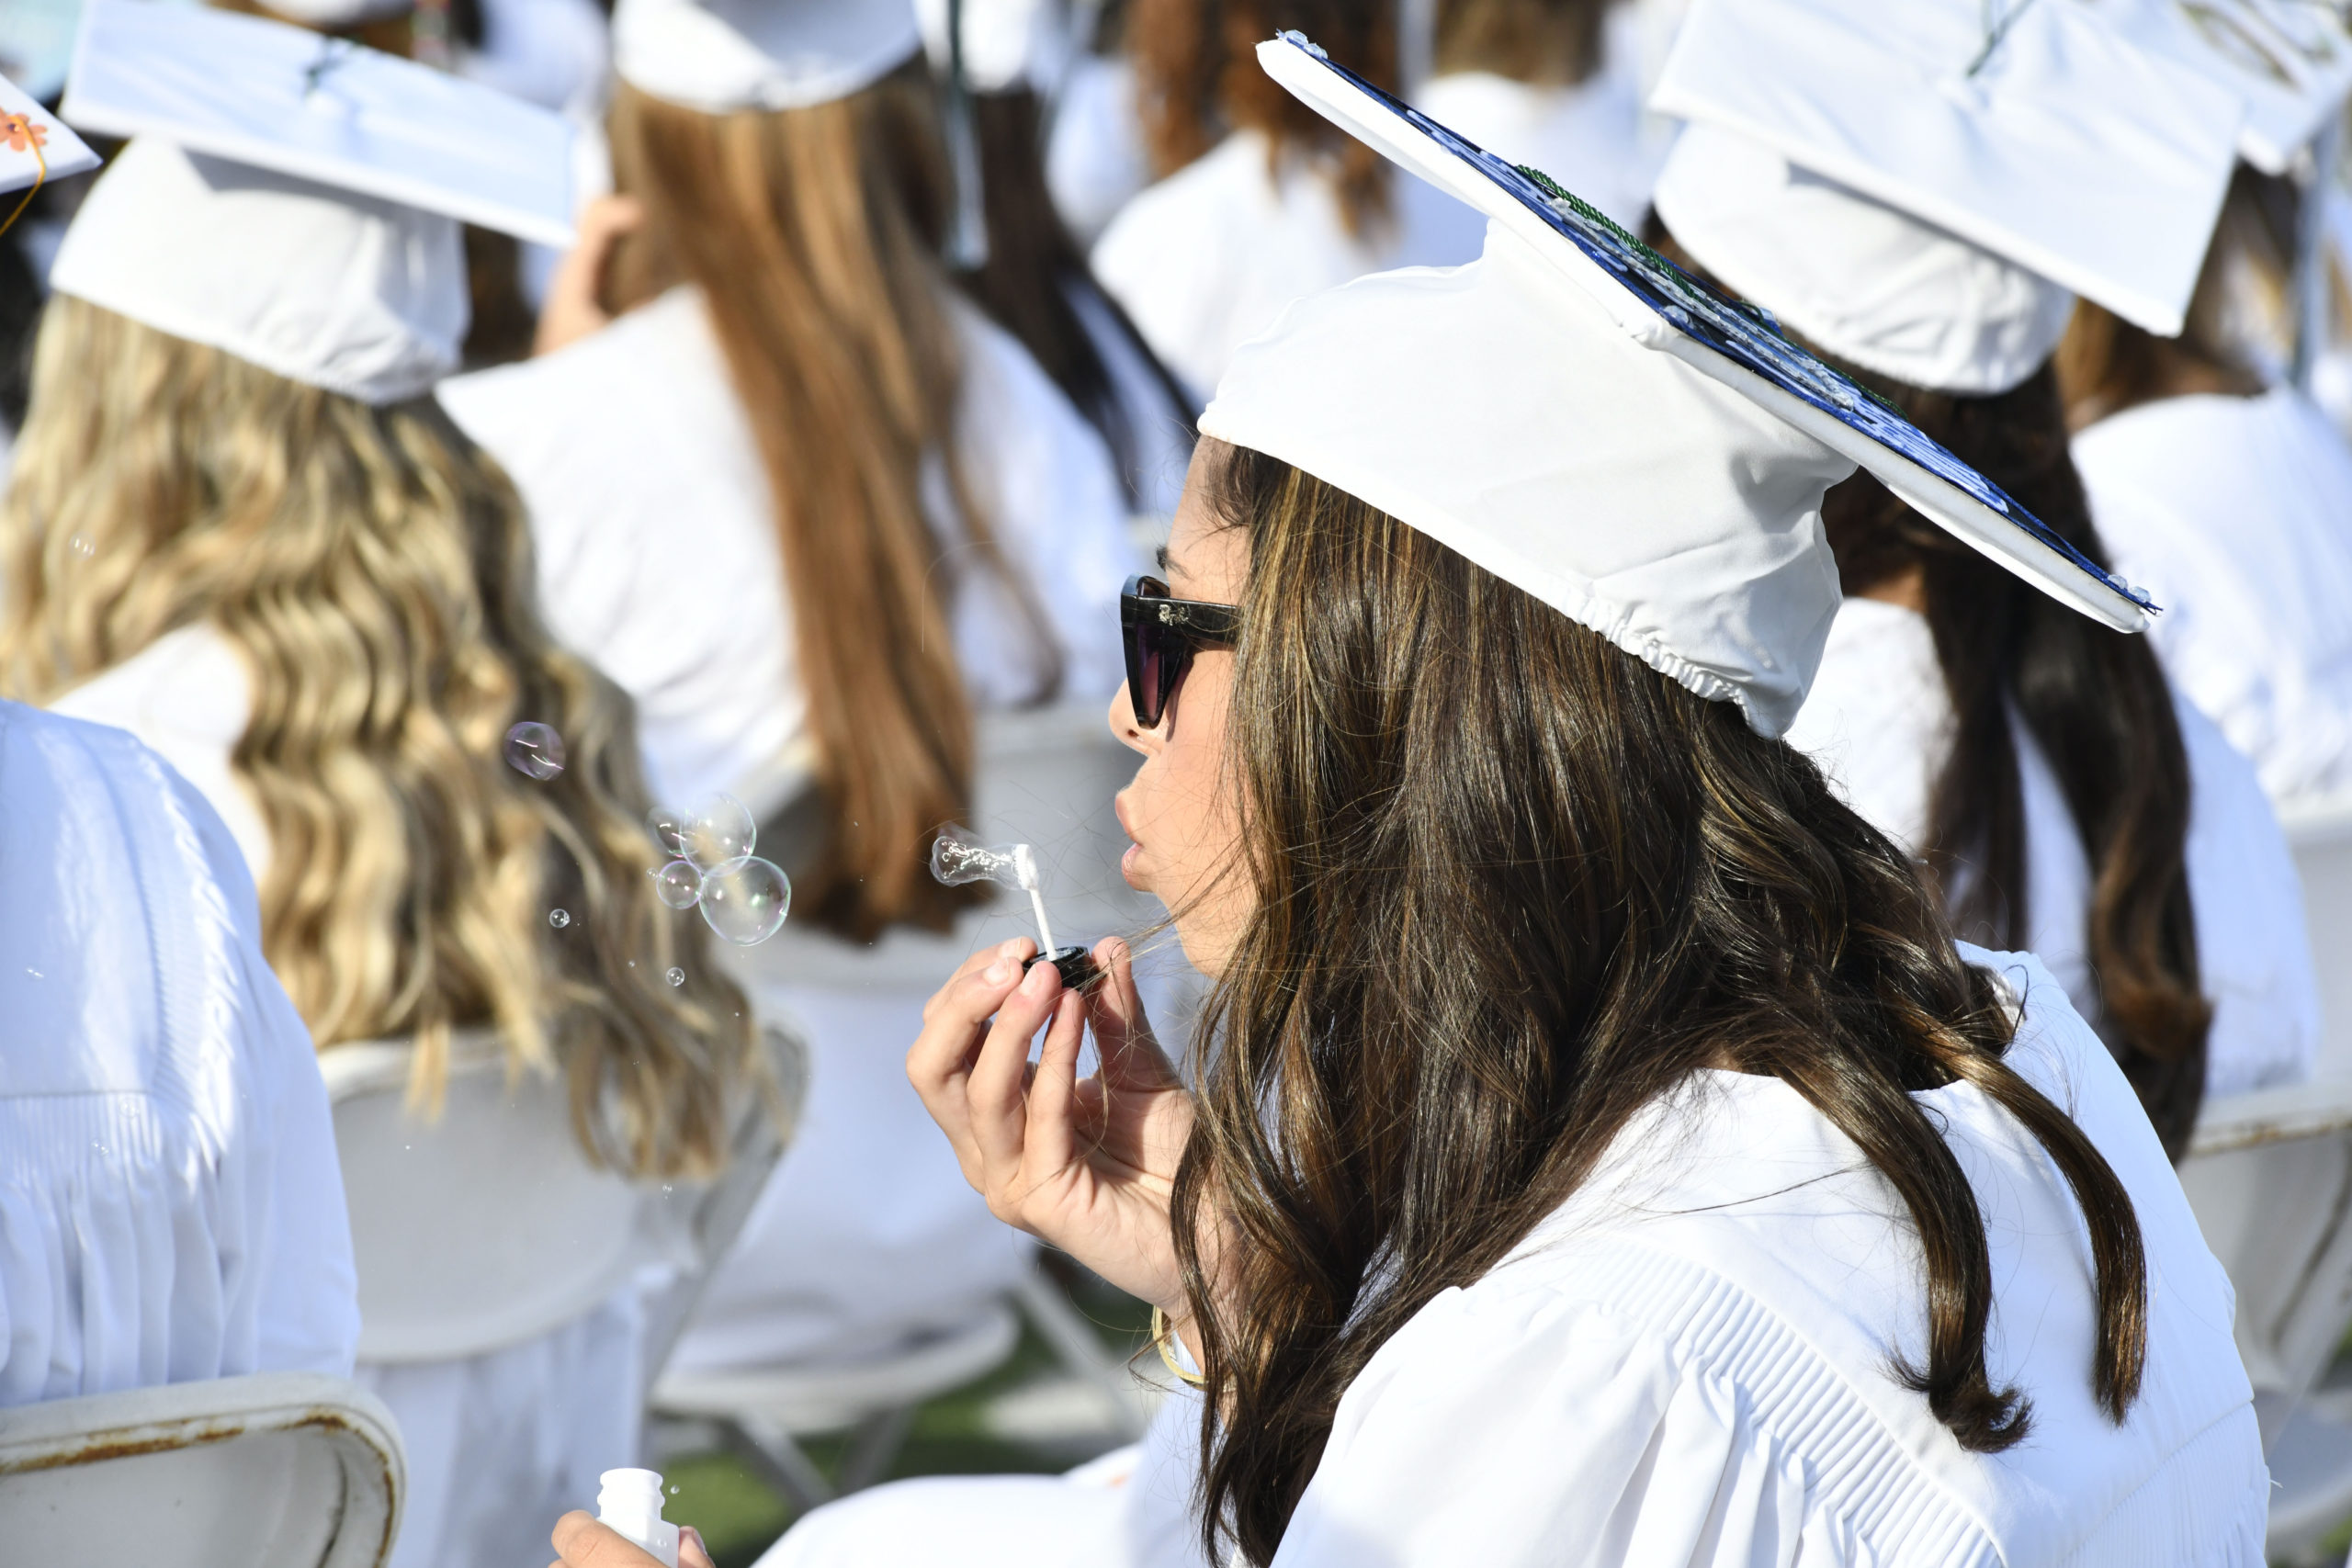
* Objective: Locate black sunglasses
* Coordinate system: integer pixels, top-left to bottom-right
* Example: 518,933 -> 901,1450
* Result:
1121,574 -> 1239,729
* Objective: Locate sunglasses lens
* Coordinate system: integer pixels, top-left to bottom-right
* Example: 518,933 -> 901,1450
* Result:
1128,621 -> 1163,727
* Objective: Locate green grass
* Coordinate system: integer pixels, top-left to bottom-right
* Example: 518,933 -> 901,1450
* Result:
664,1269 -> 1156,1568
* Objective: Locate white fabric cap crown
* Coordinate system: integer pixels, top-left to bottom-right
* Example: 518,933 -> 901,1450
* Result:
614,0 -> 922,113
0,66 -> 98,196
1649,0 -> 2242,341
1200,34 -> 2150,739
1653,122 -> 2076,396
51,0 -> 574,404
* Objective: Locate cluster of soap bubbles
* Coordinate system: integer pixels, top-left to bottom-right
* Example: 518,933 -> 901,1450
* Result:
648,793 -> 792,946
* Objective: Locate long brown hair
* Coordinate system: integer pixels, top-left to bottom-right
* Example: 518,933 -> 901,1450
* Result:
1816,363 -> 2211,1156
1175,442 -> 2148,1566
605,64 -> 1056,941
957,85 -> 1197,508
1434,0 -> 1611,83
1127,0 -> 1395,234
0,297 -> 754,1178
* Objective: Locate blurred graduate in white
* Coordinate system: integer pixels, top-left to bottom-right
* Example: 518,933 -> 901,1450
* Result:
0,8 -> 762,1563
440,0 -> 1141,1395
1090,0 -> 1402,401
0,61 -> 359,1408
918,0 -> 1197,523
2058,159 -> 2352,808
1393,0 -> 1664,267
1647,0 -> 2323,1156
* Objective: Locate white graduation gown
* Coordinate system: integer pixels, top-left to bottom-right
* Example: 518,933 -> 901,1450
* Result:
1047,53 -> 1152,247
440,284 -> 1144,1375
2071,387 -> 2352,807
1091,130 -> 1401,405
0,697 -> 356,1404
1784,597 -> 2321,1100
763,946 -> 2264,1567
51,626 -> 648,1568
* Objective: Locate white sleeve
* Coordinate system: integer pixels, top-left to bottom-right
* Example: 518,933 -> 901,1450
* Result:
1273,1286 -> 1807,1568
161,764 -> 362,1378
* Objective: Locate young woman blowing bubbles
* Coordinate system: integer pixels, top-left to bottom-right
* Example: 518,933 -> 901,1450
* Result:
554,36 -> 2262,1568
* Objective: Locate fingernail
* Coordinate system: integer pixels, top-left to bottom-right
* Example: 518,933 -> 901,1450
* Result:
1023,958 -> 1057,993
986,958 -> 1015,984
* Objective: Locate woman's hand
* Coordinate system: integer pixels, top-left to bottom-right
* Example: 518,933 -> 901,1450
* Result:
548,1514 -> 712,1568
533,196 -> 644,357
908,937 -> 1196,1319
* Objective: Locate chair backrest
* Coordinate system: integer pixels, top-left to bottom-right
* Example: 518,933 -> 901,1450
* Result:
2179,1078 -> 2352,1448
2281,795 -> 2352,1080
637,1024 -> 807,1390
729,704 -> 1176,993
0,1372 -> 403,1568
322,1032 -> 672,1363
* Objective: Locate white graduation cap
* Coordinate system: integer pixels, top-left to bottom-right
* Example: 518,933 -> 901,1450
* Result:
0,66 -> 98,197
1648,0 -> 2244,341
613,0 -> 922,114
1197,33 -> 2149,741
49,0 -> 574,404
1652,122 -> 2080,396
2107,0 -> 2352,175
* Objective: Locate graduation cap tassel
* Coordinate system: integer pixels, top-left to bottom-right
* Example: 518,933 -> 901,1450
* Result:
944,0 -> 989,271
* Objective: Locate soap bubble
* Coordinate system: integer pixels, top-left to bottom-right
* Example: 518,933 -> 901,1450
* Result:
646,806 -> 689,860
929,824 -> 1038,891
548,908 -> 571,929
665,966 -> 685,987
651,859 -> 704,909
684,792 -> 756,870
700,855 -> 792,945
504,722 -> 566,780
67,534 -> 94,559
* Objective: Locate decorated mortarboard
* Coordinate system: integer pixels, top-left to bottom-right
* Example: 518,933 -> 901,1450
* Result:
48,0 -> 573,404
1207,34 -> 2150,703
613,0 -> 922,114
0,66 -> 98,200
1648,0 -> 2241,341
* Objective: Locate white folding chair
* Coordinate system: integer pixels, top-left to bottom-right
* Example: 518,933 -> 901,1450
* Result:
655,705 -> 1176,1508
0,1371 -> 404,1567
2281,794 -> 2352,1079
324,1025 -> 799,1367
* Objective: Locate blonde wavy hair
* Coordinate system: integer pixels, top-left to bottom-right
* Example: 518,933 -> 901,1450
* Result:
0,296 -> 756,1179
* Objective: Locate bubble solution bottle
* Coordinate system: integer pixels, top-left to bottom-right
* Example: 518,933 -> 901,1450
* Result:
596,1468 -> 681,1567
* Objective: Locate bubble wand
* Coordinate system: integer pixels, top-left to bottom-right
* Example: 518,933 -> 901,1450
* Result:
932,827 -> 1098,988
